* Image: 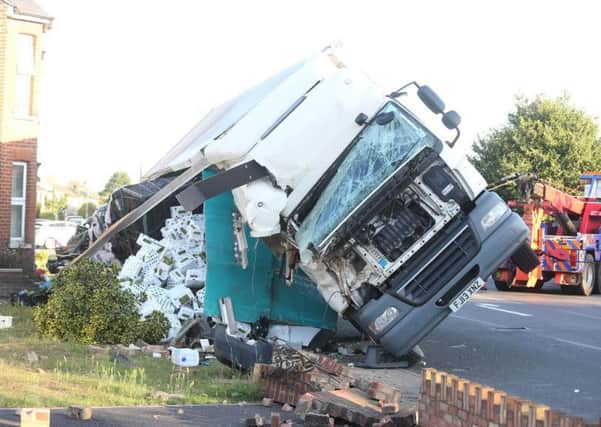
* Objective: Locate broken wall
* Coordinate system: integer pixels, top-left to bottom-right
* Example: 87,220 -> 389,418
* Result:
419,368 -> 598,427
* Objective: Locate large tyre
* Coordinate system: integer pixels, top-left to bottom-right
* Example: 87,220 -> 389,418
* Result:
494,268 -> 514,291
561,285 -> 577,295
510,242 -> 539,273
578,253 -> 595,296
494,280 -> 510,291
595,261 -> 601,294
532,280 -> 545,290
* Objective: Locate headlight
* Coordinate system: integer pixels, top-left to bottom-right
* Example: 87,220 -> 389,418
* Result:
481,202 -> 508,230
370,307 -> 399,333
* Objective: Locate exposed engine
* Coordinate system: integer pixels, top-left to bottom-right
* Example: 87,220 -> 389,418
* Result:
365,198 -> 434,260
296,161 -> 466,312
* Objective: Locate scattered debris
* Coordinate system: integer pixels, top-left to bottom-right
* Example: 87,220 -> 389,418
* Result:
67,406 -> 92,420
20,408 -> 50,427
151,391 -> 185,402
87,345 -> 110,355
261,397 -> 273,407
0,315 -> 13,329
254,352 -> 415,427
169,347 -> 199,367
26,351 -> 39,364
281,403 -> 293,412
270,412 -> 280,426
366,381 -> 401,403
118,208 -> 207,342
244,414 -> 264,426
303,412 -> 331,427
254,351 -> 351,407
297,390 -> 415,427
176,407 -> 185,415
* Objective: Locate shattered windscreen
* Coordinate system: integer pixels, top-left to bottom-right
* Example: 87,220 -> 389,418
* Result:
295,102 -> 439,251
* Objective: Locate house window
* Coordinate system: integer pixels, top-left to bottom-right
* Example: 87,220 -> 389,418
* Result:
11,162 -> 27,240
15,34 -> 35,117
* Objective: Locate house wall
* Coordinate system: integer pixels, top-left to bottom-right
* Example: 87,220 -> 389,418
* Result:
0,138 -> 37,272
0,4 -> 46,143
0,3 -> 48,273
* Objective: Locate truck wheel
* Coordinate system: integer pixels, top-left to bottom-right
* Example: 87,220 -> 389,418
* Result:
510,242 -> 539,273
533,280 -> 545,290
595,262 -> 601,294
578,254 -> 595,296
561,285 -> 577,295
494,280 -> 510,291
494,268 -> 514,291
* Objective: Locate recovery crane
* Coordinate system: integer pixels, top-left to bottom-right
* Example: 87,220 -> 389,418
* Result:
493,173 -> 601,296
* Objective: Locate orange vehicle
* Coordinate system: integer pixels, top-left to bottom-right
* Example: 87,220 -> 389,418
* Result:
493,173 -> 601,296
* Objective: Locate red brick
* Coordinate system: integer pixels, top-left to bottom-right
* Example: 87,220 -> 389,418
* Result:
0,138 -> 37,272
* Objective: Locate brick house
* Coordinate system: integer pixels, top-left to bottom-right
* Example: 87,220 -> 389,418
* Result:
0,0 -> 52,276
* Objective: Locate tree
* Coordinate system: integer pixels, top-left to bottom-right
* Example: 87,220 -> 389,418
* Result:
471,95 -> 601,197
101,171 -> 131,197
78,202 -> 97,218
42,194 -> 68,220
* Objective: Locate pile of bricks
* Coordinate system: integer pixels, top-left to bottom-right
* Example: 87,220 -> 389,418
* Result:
419,368 -> 600,427
254,352 -> 416,426
296,388 -> 415,426
253,354 -> 351,407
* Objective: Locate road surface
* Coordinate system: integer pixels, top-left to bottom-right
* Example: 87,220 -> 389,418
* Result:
418,283 -> 601,422
0,404 -> 301,427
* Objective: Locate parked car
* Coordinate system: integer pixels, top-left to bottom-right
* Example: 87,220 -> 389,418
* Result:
35,218 -> 52,230
66,215 -> 85,226
35,221 -> 78,249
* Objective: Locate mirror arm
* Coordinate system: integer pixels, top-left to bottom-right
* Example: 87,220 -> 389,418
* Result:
447,128 -> 460,148
389,81 -> 419,98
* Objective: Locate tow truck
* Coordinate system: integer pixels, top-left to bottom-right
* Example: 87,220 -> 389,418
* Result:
493,173 -> 601,295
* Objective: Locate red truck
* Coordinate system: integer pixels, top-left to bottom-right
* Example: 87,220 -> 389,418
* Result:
494,173 -> 601,296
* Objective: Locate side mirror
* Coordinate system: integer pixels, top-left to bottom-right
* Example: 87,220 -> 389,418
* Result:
417,85 -> 445,115
442,110 -> 461,129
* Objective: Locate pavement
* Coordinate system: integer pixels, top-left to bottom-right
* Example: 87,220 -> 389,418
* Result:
417,281 -> 601,422
0,404 -> 301,427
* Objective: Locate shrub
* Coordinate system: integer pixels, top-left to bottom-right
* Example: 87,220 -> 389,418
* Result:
33,260 -> 169,345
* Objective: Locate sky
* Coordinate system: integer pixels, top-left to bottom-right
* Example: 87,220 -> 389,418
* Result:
36,0 -> 601,191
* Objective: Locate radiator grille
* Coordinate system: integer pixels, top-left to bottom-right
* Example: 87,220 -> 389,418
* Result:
392,224 -> 479,306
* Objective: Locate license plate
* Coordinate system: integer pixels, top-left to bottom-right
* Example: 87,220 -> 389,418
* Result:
449,277 -> 485,312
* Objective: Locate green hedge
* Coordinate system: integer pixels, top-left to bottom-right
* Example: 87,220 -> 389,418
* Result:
33,260 -> 169,345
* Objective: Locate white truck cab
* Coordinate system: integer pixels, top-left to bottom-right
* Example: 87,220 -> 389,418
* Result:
147,47 -> 532,356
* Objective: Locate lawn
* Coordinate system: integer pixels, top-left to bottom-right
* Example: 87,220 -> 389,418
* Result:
0,304 -> 261,407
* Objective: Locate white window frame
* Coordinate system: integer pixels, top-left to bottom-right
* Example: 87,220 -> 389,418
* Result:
14,33 -> 35,118
10,161 -> 27,242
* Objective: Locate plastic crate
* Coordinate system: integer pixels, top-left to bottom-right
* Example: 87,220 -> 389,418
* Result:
0,315 -> 13,329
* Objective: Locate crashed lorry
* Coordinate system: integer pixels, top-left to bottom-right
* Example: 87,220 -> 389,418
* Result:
77,47 -> 535,358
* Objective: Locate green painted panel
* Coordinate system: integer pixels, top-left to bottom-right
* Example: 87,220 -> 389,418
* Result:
202,171 -> 336,330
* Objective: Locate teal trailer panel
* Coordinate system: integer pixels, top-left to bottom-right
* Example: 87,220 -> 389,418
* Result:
202,171 -> 336,330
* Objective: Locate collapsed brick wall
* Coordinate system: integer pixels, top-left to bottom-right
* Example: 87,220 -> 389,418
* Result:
0,138 -> 37,273
419,368 -> 600,427
253,354 -> 351,406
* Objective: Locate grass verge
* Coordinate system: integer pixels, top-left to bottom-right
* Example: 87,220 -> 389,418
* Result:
0,304 -> 261,407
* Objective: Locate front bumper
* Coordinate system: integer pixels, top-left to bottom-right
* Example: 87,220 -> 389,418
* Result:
347,191 -> 529,357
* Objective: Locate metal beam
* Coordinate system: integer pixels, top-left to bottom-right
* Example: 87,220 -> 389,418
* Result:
175,160 -> 270,211
70,157 -> 210,265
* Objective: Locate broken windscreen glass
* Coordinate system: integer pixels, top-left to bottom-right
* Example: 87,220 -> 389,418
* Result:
295,102 -> 439,252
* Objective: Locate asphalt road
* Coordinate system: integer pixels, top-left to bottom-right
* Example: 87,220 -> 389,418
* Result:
418,282 -> 601,422
0,404 -> 301,427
